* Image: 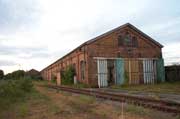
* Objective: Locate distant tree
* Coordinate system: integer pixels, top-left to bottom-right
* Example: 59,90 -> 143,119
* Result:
0,70 -> 4,80
3,73 -> 12,80
3,70 -> 25,80
12,70 -> 25,79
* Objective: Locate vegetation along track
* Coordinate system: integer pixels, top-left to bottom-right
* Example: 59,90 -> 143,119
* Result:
45,85 -> 180,114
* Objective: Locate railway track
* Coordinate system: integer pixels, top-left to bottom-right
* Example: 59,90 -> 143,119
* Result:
46,85 -> 180,114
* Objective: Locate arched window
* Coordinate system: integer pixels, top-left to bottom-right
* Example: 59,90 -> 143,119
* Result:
73,63 -> 76,76
117,32 -> 138,47
124,32 -> 131,46
132,36 -> 138,47
118,35 -> 123,46
80,61 -> 85,80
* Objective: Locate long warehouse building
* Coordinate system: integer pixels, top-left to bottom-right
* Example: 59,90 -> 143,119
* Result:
41,23 -> 165,87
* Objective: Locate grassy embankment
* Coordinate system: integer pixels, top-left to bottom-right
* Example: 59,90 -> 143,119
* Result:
0,80 -> 179,119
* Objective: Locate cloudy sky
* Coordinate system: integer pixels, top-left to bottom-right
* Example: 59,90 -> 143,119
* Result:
0,0 -> 180,74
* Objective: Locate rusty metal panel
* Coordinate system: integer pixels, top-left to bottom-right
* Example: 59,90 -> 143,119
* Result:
124,59 -> 140,85
97,59 -> 108,88
130,60 -> 140,84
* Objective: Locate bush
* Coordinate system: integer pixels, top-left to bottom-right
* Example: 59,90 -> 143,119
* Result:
61,65 -> 75,85
17,77 -> 33,92
0,78 -> 34,110
0,70 -> 4,80
0,80 -> 24,99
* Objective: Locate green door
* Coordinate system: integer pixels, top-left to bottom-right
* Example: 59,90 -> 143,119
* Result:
157,58 -> 165,83
115,59 -> 124,85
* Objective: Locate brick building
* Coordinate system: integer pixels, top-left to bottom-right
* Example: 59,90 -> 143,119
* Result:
41,23 -> 165,87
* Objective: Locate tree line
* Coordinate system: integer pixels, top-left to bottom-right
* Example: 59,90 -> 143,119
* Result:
0,69 -> 42,80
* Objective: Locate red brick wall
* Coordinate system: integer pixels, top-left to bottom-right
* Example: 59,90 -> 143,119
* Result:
41,45 -> 89,84
86,26 -> 162,87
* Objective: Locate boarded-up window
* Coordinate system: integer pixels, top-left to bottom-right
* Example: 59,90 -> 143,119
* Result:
118,35 -> 123,46
80,61 -> 85,80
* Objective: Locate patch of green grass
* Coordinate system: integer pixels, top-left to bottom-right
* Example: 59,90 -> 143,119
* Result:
64,94 -> 96,114
31,89 -> 50,101
33,80 -> 49,86
176,115 -> 180,119
0,84 -> 51,119
18,103 -> 28,117
77,94 -> 96,104
49,105 -> 61,115
125,105 -> 149,116
0,78 -> 51,118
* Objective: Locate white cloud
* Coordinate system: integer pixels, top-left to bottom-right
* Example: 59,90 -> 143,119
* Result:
163,42 -> 180,65
0,0 -> 180,73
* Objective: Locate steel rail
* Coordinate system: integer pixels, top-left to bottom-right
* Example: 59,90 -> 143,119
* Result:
46,85 -> 180,114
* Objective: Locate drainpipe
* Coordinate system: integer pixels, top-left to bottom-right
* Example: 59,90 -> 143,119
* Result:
84,46 -> 86,81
